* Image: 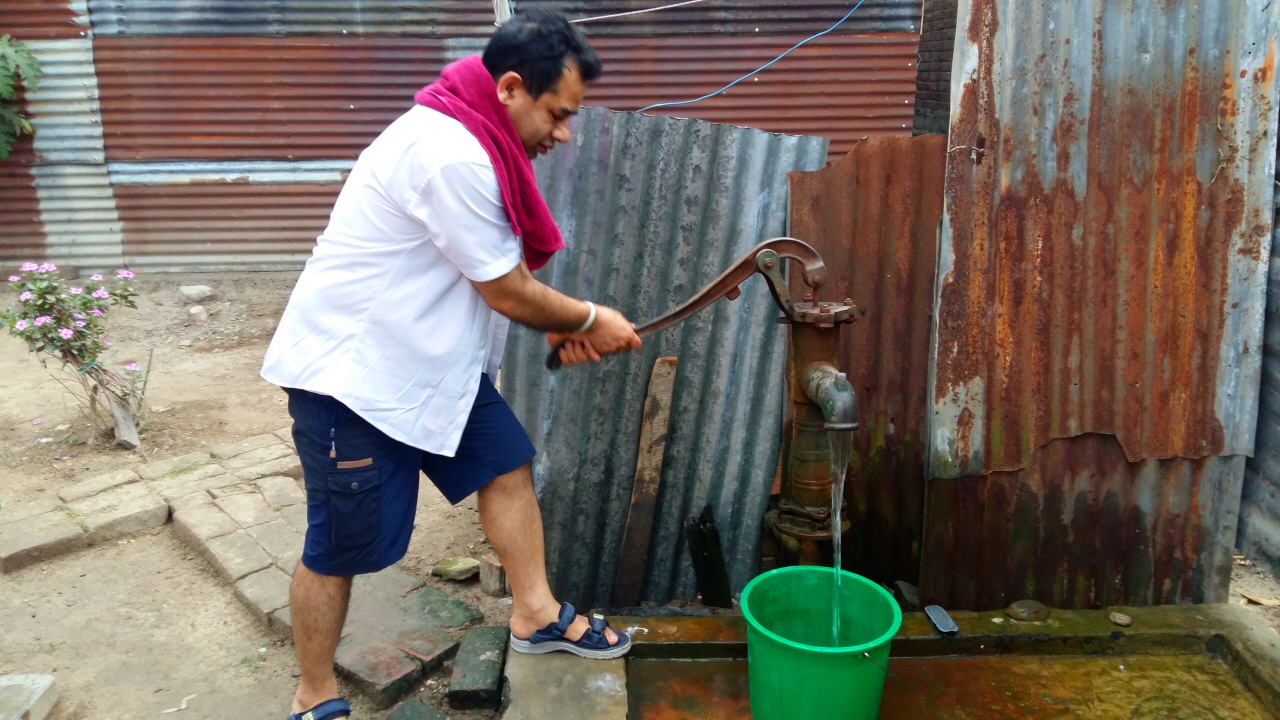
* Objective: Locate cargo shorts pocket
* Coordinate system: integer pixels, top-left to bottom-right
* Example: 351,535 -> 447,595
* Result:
326,467 -> 382,567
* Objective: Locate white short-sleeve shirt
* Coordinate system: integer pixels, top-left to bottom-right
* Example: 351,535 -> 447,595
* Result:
261,105 -> 523,457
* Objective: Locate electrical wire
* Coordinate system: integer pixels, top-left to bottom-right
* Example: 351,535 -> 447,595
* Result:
636,0 -> 868,113
570,0 -> 710,24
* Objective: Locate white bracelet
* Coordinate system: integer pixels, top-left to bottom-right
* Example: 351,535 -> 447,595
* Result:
574,301 -> 597,333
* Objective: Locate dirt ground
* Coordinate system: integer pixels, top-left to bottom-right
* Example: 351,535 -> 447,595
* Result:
5,273 -> 1280,719
0,272 -> 507,719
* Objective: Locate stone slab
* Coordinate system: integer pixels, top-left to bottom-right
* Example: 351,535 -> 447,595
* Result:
172,503 -> 240,549
210,433 -> 281,461
384,626 -> 457,674
205,530 -> 273,582
149,463 -> 227,494
234,565 -> 293,620
386,699 -> 446,720
136,452 -> 213,481
154,473 -> 238,503
168,491 -> 213,514
222,444 -> 293,471
279,503 -> 309,536
58,469 -> 139,504
272,425 -> 295,444
234,455 -> 302,481
0,512 -> 86,573
334,634 -> 423,709
256,476 -> 305,509
83,492 -> 168,545
215,492 -> 277,529
398,584 -> 484,630
208,483 -> 256,499
0,674 -> 59,720
448,626 -> 508,709
66,482 -> 151,516
246,519 -> 303,574
501,652 -> 627,720
0,499 -> 61,528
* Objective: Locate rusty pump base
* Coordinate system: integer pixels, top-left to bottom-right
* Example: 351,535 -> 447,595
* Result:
574,238 -> 860,568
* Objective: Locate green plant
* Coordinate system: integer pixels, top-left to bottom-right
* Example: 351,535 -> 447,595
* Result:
2,263 -> 148,446
0,34 -> 42,159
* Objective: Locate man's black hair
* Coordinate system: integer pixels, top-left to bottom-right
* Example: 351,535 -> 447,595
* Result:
483,6 -> 603,98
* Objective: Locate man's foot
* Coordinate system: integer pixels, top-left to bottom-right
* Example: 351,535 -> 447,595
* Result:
510,602 -> 620,646
287,697 -> 350,720
509,603 -> 630,659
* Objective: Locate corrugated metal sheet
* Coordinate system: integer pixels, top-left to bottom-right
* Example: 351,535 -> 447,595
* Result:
922,433 -> 1244,609
930,0 -> 1280,478
0,137 -> 47,264
541,1 -> 921,35
115,182 -> 336,271
89,34 -> 914,165
787,135 -> 946,588
0,0 -> 89,40
1238,216 -> 1280,577
589,34 -> 919,161
87,0 -> 499,36
92,36 -> 448,162
502,107 -> 828,610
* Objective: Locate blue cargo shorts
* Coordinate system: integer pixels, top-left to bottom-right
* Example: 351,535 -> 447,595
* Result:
284,373 -> 535,577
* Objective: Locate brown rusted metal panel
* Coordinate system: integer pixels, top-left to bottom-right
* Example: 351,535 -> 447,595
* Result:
922,433 -> 1244,609
0,0 -> 86,40
91,34 -> 915,164
930,0 -> 1279,478
591,34 -> 919,161
0,137 -> 48,263
93,37 -> 448,162
544,0 -> 921,35
115,183 -> 339,269
788,135 -> 946,587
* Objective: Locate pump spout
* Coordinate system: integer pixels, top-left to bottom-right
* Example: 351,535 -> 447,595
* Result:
802,364 -> 858,431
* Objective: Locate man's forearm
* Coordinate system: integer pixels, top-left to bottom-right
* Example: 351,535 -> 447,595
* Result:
474,262 -> 591,332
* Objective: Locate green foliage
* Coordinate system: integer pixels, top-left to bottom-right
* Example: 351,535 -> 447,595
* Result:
0,34 -> 43,159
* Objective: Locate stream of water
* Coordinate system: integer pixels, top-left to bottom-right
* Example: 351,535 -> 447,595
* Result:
828,429 -> 854,646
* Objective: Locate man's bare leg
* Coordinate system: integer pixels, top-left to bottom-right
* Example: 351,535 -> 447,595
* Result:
290,563 -> 353,715
478,463 -> 618,645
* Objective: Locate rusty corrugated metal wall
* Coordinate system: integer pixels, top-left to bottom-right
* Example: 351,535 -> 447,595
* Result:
788,135 -> 946,588
922,0 -> 1280,608
504,107 -> 828,611
2,0 -> 921,270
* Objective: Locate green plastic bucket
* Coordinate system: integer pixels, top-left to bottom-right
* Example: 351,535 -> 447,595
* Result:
741,566 -> 902,720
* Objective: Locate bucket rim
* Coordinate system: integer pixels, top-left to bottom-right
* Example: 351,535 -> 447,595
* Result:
740,565 -> 903,655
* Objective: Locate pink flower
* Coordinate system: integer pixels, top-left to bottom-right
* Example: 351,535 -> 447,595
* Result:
74,321 -> 85,327
73,313 -> 85,319
100,337 -> 111,346
37,263 -> 56,273
124,362 -> 140,372
68,286 -> 83,295
7,275 -> 19,282
19,262 -> 38,272
59,328 -> 74,339
13,319 -> 28,331
116,269 -> 134,279
90,274 -> 102,281
91,288 -> 110,299
32,417 -> 40,426
18,291 -> 32,302
90,309 -> 104,317
33,316 -> 51,326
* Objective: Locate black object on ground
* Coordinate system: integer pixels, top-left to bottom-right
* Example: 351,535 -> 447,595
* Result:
685,505 -> 733,608
924,604 -> 959,634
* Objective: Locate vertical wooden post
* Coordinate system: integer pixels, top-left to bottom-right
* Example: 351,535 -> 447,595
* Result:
612,357 -> 678,609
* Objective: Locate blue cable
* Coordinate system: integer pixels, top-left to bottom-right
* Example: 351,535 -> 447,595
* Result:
637,0 -> 869,113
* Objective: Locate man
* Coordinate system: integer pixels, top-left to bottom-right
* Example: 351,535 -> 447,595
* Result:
261,10 -> 640,720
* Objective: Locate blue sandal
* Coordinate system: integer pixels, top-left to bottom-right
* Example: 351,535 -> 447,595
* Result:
287,698 -> 350,720
509,602 -> 631,659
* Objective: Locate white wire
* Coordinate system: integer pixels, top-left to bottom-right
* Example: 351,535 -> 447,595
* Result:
636,0 -> 868,113
570,0 -> 710,24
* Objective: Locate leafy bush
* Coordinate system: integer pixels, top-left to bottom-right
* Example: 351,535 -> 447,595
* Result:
0,35 -> 42,159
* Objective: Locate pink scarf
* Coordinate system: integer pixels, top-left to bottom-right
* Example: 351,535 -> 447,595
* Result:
414,55 -> 564,272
